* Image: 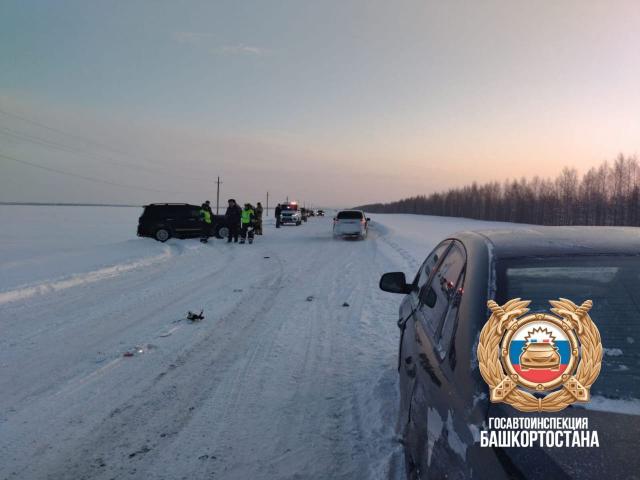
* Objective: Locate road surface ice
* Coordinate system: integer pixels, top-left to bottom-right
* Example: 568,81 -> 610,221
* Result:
0,206 -> 512,480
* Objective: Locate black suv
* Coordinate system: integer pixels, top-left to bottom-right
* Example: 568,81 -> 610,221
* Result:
137,203 -> 228,242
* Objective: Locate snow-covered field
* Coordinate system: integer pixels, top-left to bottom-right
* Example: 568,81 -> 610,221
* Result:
0,206 -> 511,480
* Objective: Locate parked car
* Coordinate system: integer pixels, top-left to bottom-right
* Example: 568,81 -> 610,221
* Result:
280,202 -> 303,226
317,210 -> 325,217
379,227 -> 640,480
137,203 -> 228,242
333,210 -> 369,239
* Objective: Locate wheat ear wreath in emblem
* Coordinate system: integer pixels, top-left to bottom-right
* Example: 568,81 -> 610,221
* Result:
477,298 -> 603,412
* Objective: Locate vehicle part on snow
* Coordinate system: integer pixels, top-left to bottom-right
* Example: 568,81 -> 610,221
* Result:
187,310 -> 204,321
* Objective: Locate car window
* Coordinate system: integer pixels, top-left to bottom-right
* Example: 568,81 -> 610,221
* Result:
337,211 -> 364,220
496,255 -> 640,403
418,242 -> 466,336
437,268 -> 465,359
413,241 -> 450,291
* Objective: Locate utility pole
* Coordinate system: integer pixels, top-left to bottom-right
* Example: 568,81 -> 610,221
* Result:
266,191 -> 269,216
215,176 -> 222,214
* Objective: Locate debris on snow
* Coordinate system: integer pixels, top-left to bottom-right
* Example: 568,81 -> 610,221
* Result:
128,445 -> 151,459
123,344 -> 154,357
187,310 -> 204,321
342,302 -> 350,307
306,296 -> 314,302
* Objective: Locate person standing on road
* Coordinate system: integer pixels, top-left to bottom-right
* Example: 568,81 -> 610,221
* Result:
275,203 -> 282,229
225,199 -> 242,243
199,202 -> 213,243
240,203 -> 255,244
255,202 -> 264,235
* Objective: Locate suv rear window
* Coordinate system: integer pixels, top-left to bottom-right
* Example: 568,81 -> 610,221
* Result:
143,205 -> 196,218
337,211 -> 363,220
496,255 -> 640,402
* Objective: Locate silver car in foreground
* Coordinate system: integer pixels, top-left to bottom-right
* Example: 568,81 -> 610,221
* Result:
333,210 -> 370,239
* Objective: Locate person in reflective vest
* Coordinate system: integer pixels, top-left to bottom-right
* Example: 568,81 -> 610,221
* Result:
240,204 -> 255,244
199,202 -> 213,243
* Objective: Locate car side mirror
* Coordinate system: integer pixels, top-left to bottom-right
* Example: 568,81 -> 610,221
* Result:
379,272 -> 411,294
366,217 -> 371,222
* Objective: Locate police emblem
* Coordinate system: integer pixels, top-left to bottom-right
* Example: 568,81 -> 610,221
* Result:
477,298 -> 603,412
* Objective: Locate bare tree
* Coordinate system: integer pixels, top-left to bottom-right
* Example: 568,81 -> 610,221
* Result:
358,154 -> 640,227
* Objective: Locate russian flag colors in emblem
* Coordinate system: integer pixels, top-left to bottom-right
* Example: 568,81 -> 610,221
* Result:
507,321 -> 571,384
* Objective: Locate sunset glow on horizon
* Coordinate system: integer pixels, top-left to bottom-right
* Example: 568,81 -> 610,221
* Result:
1,1 -> 639,207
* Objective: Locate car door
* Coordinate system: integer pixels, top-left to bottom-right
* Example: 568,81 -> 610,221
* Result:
173,206 -> 202,236
398,241 -> 451,429
406,241 -> 467,477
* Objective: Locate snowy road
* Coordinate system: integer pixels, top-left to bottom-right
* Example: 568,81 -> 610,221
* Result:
0,206 -> 510,480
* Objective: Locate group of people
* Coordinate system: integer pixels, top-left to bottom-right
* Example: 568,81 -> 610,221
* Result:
224,199 -> 264,244
198,199 -> 264,244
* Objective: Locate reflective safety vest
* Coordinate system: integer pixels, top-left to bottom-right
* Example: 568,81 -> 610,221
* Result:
241,209 -> 254,224
200,209 -> 212,224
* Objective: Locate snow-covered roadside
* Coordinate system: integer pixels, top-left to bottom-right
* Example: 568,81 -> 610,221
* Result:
0,205 -> 169,293
369,213 -> 522,274
0,206 -> 516,479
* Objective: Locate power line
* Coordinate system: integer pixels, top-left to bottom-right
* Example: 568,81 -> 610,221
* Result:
0,152 -> 184,194
0,108 -> 215,184
0,107 -> 131,157
0,126 -> 212,184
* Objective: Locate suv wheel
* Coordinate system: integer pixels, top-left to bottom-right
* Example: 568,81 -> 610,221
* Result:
155,228 -> 171,242
217,225 -> 230,239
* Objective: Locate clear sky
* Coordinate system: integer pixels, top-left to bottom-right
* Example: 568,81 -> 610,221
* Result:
1,0 -> 639,207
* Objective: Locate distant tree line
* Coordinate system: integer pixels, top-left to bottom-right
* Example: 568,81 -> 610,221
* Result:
358,154 -> 640,226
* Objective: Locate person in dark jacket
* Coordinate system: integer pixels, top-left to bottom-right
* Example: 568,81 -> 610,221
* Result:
254,202 -> 264,235
225,198 -> 242,243
275,203 -> 282,229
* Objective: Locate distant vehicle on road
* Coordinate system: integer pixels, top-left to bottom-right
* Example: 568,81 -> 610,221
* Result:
317,210 -> 325,216
333,210 -> 369,239
137,203 -> 227,242
280,202 -> 303,226
379,227 -> 640,480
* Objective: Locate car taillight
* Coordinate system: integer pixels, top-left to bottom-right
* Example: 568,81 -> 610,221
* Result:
360,218 -> 366,224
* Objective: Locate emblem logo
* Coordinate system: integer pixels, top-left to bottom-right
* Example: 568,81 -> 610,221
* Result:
478,298 -> 603,412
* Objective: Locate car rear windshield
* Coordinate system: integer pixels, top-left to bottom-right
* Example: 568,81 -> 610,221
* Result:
143,205 -> 196,218
495,255 -> 640,402
337,211 -> 363,220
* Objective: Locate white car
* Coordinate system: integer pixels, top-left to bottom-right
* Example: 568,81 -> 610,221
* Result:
279,202 -> 302,226
333,210 -> 369,239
